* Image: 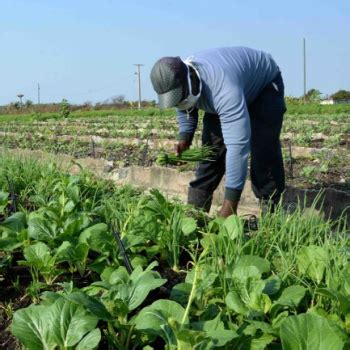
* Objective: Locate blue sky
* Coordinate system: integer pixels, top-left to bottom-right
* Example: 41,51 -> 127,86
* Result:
1,0 -> 349,105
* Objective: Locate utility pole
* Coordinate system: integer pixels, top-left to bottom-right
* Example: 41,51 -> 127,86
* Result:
37,83 -> 41,104
303,37 -> 306,102
134,64 -> 144,110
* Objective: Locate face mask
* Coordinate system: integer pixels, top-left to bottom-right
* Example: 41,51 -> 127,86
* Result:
176,60 -> 202,112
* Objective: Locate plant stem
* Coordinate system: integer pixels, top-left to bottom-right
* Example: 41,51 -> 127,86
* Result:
181,257 -> 202,326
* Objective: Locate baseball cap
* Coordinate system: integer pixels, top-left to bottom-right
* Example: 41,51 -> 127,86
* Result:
150,56 -> 188,108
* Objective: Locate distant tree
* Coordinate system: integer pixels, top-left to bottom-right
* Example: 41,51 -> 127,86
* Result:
331,90 -> 350,100
60,99 -> 70,118
82,101 -> 93,110
25,100 -> 33,108
10,102 -> 21,110
111,95 -> 125,104
304,89 -> 322,102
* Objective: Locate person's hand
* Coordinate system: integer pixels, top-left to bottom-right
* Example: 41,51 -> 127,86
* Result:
218,199 -> 238,218
176,139 -> 191,156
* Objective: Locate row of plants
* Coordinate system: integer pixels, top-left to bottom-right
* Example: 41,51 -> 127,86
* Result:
0,123 -> 177,140
0,124 -> 345,149
0,108 -> 176,123
0,154 -> 349,349
1,102 -> 350,121
0,127 -> 348,190
0,112 -> 348,149
0,133 -> 162,168
1,111 -> 348,131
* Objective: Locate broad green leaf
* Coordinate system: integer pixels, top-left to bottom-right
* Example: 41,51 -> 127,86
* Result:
181,217 -> 197,235
232,265 -> 262,280
0,212 -> 26,232
235,255 -> 270,274
186,266 -> 218,297
134,299 -> 188,332
270,285 -> 306,318
280,313 -> 346,350
66,291 -> 113,321
131,255 -> 148,268
41,291 -> 63,304
316,288 -> 350,316
62,213 -> 90,239
244,320 -> 275,335
66,183 -> 80,203
228,266 -> 271,315
55,241 -> 72,260
207,217 -> 225,233
92,263 -> 166,317
0,233 -> 22,251
50,298 -> 98,348
75,328 -> 101,350
263,275 -> 281,295
129,264 -> 166,306
100,266 -> 115,282
11,304 -> 55,350
23,242 -> 52,268
192,313 -> 238,346
12,297 -> 99,349
275,285 -> 306,308
28,216 -> 57,241
271,311 -> 289,330
135,300 -> 188,349
0,191 -> 9,214
170,283 -> 192,306
79,223 -> 113,254
64,199 -> 76,213
297,245 -> 327,283
223,215 -> 242,239
56,241 -> 89,265
250,333 -> 276,350
109,266 -> 129,285
110,264 -> 166,311
225,291 -> 249,316
176,329 -> 208,349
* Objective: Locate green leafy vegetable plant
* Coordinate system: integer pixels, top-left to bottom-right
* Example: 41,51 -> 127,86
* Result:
0,190 -> 9,214
156,146 -> 214,166
11,298 -> 101,350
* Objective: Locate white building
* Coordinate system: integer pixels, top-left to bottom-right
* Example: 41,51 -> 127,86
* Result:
320,98 -> 350,105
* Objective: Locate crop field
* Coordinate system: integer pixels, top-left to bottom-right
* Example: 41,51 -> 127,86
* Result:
0,106 -> 349,349
0,108 -> 348,190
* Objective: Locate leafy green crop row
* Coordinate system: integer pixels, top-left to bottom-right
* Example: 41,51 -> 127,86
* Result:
0,154 -> 349,349
1,103 -> 350,123
0,125 -> 348,190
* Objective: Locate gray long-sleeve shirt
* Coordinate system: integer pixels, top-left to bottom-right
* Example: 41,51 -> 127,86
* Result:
176,46 -> 279,196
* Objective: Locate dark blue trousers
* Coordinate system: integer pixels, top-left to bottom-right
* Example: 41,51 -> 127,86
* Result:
189,72 -> 286,209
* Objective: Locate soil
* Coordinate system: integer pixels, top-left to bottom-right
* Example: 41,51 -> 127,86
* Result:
284,158 -> 349,192
0,256 -> 32,350
0,249 -> 101,350
0,243 -> 188,350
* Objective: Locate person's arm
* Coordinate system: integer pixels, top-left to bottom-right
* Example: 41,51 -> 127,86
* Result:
218,199 -> 239,217
215,86 -> 251,217
176,108 -> 199,155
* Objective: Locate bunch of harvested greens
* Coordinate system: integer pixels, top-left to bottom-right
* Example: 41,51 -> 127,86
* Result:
156,146 -> 215,165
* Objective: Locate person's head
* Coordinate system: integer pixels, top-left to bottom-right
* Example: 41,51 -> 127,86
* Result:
150,56 -> 201,110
